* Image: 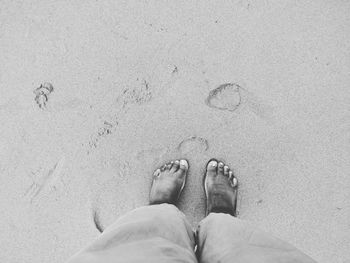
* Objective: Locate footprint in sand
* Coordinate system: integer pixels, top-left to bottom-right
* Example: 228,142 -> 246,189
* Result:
206,83 -> 275,122
33,82 -> 54,109
177,136 -> 209,154
205,83 -> 241,112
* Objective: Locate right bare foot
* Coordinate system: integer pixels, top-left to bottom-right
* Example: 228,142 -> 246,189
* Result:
204,159 -> 238,216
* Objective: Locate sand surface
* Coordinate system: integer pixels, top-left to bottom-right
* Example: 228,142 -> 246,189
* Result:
1,1 -> 349,262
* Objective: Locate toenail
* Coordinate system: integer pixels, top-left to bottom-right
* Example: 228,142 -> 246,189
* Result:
179,159 -> 188,168
218,162 -> 224,167
209,160 -> 217,167
233,177 -> 238,187
175,160 -> 180,165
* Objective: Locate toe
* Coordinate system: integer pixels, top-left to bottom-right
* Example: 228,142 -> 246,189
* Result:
171,160 -> 180,172
160,164 -> 167,171
232,177 -> 238,187
175,159 -> 188,178
153,169 -> 161,177
206,159 -> 218,177
179,159 -> 189,171
218,162 -> 224,175
229,170 -> 238,187
228,170 -> 233,180
224,165 -> 229,176
166,162 -> 172,170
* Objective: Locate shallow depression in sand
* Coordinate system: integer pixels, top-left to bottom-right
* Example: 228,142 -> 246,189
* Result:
177,136 -> 209,154
205,83 -> 241,112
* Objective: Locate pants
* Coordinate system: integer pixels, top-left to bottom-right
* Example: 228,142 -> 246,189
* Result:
67,204 -> 317,263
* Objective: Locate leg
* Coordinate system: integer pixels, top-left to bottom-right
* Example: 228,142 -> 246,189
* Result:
67,160 -> 197,263
196,159 -> 317,263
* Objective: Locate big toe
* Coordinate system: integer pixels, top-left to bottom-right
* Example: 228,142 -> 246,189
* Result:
175,159 -> 188,178
206,159 -> 218,177
179,159 -> 188,170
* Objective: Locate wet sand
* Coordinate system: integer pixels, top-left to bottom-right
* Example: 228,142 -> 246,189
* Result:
0,1 -> 349,262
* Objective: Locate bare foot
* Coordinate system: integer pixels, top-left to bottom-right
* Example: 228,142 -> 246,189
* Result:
204,159 -> 238,216
149,159 -> 189,205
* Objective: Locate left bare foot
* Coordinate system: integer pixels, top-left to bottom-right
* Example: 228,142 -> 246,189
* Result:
149,159 -> 189,205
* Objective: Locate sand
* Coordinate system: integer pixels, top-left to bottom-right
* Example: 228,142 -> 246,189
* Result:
0,1 -> 349,262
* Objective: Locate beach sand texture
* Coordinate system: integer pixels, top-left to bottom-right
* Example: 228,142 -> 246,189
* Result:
0,1 -> 349,262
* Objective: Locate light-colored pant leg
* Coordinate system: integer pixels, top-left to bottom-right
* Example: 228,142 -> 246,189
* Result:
67,204 -> 197,263
196,213 -> 317,263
